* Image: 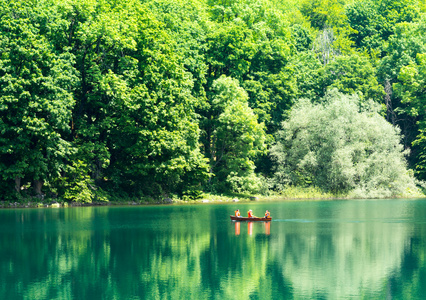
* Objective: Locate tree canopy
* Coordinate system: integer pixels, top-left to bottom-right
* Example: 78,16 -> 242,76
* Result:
0,0 -> 425,201
270,90 -> 420,198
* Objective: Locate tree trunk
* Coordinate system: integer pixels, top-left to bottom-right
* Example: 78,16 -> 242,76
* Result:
384,80 -> 396,126
15,177 -> 21,193
33,180 -> 44,196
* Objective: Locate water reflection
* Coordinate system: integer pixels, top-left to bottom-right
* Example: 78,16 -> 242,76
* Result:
264,222 -> 270,235
0,200 -> 426,299
232,221 -> 270,236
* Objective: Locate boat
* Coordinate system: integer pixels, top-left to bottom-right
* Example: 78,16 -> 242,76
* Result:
230,215 -> 271,221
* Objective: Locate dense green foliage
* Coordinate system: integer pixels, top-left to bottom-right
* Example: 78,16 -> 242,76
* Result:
0,0 -> 425,201
271,90 -> 420,198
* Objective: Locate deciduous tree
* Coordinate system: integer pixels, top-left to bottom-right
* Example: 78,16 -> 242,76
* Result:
0,1 -> 77,197
271,90 -> 420,197
204,76 -> 266,193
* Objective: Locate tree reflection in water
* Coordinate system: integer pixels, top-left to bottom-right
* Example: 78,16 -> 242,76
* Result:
1,201 -> 426,299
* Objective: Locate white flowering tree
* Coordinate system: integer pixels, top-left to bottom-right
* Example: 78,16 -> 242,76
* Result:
271,90 -> 421,198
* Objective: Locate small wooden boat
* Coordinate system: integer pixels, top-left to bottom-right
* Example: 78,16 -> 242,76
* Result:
230,215 -> 271,222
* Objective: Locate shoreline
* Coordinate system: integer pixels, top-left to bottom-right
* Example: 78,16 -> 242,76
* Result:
0,195 -> 336,209
2,192 -> 424,209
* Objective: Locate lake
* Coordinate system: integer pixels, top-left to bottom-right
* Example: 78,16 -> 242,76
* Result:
1,199 -> 426,299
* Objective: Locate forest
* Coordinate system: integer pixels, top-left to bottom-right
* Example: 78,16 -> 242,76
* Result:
1,0 -> 426,203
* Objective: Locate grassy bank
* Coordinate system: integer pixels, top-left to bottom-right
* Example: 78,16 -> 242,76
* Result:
3,184 -> 424,209
0,186 -> 344,209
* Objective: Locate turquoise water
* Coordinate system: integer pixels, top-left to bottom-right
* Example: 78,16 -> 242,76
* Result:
1,199 -> 426,299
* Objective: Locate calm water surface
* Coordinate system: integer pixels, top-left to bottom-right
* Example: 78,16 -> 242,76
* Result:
1,199 -> 426,299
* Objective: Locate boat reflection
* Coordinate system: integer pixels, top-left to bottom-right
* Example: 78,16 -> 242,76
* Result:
264,221 -> 270,235
233,221 -> 270,235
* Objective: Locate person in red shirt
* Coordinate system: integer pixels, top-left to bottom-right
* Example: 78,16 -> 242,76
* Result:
265,210 -> 270,218
248,209 -> 253,218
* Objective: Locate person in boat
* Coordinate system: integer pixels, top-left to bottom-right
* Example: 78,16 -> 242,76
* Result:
235,209 -> 241,217
265,210 -> 270,218
248,209 -> 253,218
